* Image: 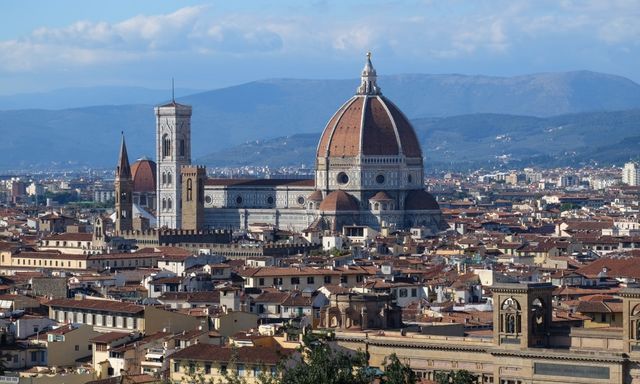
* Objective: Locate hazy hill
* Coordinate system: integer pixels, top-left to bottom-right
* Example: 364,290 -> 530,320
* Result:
197,110 -> 640,169
0,86 -> 202,110
1,70 -> 640,169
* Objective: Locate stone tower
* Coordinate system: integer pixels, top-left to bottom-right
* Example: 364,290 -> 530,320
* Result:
491,282 -> 553,349
181,165 -> 206,231
115,134 -> 133,233
155,98 -> 192,229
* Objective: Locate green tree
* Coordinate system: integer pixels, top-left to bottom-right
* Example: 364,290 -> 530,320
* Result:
434,370 -> 478,384
280,340 -> 374,384
382,353 -> 416,384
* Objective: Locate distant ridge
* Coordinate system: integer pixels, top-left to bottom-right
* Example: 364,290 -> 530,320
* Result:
1,70 -> 640,169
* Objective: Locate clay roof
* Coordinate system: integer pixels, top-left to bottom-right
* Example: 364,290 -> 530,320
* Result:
576,256 -> 640,279
205,178 -> 314,187
369,191 -> 393,201
405,190 -> 440,210
42,233 -> 93,241
307,190 -> 324,202
319,190 -> 359,212
169,344 -> 290,365
317,94 -> 422,158
46,298 -> 144,314
89,332 -> 131,344
131,158 -> 157,193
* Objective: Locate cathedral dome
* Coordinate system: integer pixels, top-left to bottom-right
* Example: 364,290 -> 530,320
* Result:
131,157 -> 157,193
316,53 -> 422,159
319,190 -> 359,212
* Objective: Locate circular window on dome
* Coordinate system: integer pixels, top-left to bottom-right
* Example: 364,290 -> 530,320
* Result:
236,196 -> 243,205
337,172 -> 349,185
267,196 -> 274,205
205,195 -> 212,205
297,196 -> 305,205
407,174 -> 413,183
376,174 -> 385,184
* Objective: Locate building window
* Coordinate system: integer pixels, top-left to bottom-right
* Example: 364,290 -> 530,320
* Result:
168,198 -> 173,210
376,174 -> 385,184
186,178 -> 193,201
205,363 -> 211,374
337,172 -> 349,185
307,276 -> 314,284
273,278 -> 282,285
237,364 -> 245,376
174,362 -> 179,372
236,196 -> 243,205
291,277 -> 300,285
75,345 -> 79,351
324,276 -> 332,284
258,278 -> 265,286
399,289 -> 408,297
411,288 -> 417,297
162,134 -> 171,158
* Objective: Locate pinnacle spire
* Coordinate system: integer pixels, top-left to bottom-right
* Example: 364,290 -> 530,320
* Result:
117,132 -> 132,179
356,51 -> 381,95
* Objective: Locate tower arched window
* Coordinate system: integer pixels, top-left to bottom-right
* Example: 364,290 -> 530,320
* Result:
162,134 -> 171,158
500,298 -> 521,335
186,178 -> 193,201
167,172 -> 172,185
167,198 -> 173,210
162,198 -> 167,210
162,172 -> 166,185
179,139 -> 185,157
531,298 -> 546,334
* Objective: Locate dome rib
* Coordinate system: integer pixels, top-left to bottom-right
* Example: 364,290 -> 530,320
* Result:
317,97 -> 359,158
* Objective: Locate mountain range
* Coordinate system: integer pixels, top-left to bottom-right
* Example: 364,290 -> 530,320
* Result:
1,70 -> 640,170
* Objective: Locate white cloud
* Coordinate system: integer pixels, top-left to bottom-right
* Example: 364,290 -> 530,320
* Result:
0,1 -> 639,77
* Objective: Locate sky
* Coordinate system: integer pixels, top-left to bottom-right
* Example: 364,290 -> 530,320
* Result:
1,0 -> 639,95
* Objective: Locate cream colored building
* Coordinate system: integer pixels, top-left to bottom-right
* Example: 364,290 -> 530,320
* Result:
333,282 -> 640,384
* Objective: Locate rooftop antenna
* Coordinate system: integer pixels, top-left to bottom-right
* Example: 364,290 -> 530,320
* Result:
171,78 -> 175,103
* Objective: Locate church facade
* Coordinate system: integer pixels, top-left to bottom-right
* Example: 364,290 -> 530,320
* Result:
154,54 -> 446,233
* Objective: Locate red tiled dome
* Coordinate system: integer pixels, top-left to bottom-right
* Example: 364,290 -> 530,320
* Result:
316,95 -> 421,159
131,158 -> 157,193
405,190 -> 440,210
316,54 -> 421,160
319,190 -> 359,212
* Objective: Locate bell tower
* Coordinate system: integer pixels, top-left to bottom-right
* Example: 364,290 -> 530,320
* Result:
491,282 -> 553,349
155,89 -> 192,229
115,134 -> 133,233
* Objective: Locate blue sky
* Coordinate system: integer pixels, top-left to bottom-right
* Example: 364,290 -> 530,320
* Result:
1,0 -> 639,94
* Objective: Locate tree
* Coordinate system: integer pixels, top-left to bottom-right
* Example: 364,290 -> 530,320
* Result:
382,353 -> 416,384
434,370 -> 478,384
279,339 -> 374,384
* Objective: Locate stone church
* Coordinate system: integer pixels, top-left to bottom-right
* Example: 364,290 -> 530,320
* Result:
124,54 -> 445,233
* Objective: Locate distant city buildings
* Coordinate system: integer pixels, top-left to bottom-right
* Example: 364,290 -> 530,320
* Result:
623,161 -> 639,186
